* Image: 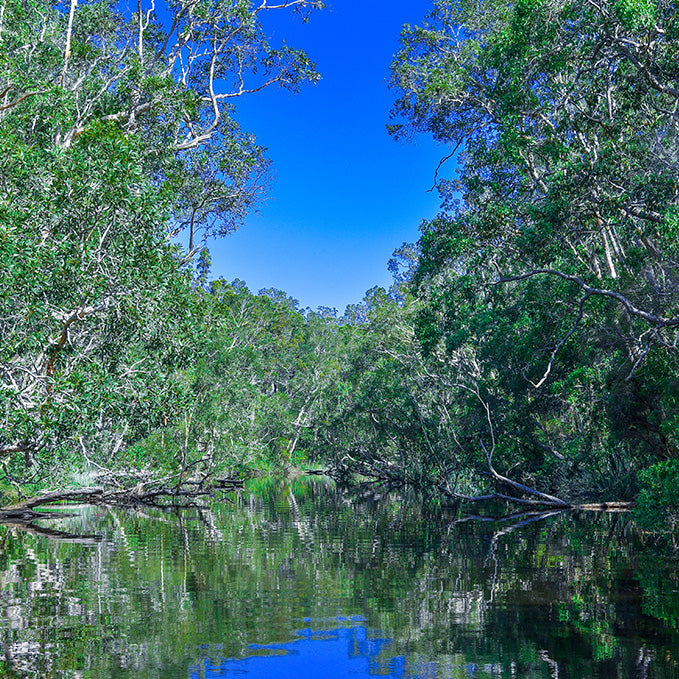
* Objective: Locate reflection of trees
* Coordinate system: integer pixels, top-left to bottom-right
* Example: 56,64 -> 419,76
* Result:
0,480 -> 676,677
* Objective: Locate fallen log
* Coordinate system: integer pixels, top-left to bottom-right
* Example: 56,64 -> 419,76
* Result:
0,474 -> 244,520
4,487 -> 105,511
573,502 -> 635,511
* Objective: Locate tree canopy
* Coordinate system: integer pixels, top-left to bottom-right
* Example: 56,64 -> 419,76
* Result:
2,0 -> 679,530
380,0 -> 679,509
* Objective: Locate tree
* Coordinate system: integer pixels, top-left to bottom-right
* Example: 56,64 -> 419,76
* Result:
0,0 -> 323,495
387,0 -> 679,500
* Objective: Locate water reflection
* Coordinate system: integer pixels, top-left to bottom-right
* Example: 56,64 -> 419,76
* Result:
191,622 -> 511,679
0,477 -> 677,678
191,624 -> 402,679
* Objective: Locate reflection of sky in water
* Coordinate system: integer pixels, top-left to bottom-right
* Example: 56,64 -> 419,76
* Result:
190,616 -> 506,678
190,621 -> 408,678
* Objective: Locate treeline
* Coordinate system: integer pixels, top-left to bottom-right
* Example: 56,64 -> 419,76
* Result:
0,0 -> 326,495
2,0 -> 679,530
343,0 -> 679,525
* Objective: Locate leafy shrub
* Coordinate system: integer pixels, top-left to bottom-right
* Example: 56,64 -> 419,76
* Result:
634,460 -> 679,531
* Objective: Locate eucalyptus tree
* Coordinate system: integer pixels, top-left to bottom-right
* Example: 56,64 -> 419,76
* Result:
388,0 -> 679,500
0,0 -> 322,491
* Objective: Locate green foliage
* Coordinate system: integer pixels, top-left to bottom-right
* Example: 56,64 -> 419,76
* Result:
635,460 -> 679,531
372,0 -> 679,512
0,0 -> 324,493
614,0 -> 656,28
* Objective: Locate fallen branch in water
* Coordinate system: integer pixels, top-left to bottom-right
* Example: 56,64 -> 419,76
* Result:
573,501 -> 634,511
1,468 -> 244,521
435,386 -> 572,509
452,509 -> 567,525
1,520 -> 103,544
4,487 -> 106,511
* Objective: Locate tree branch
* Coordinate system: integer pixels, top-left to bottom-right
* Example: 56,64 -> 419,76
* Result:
61,0 -> 78,86
493,268 -> 679,328
524,293 -> 591,389
0,90 -> 43,112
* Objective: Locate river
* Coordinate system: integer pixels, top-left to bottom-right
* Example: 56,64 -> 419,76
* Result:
0,477 -> 677,678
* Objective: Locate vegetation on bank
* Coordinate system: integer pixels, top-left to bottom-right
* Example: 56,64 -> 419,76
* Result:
1,0 -> 678,532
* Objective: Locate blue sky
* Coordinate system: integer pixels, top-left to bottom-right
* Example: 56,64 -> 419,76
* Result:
207,0 -> 448,314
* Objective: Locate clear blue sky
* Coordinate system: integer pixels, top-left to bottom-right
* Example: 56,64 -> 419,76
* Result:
207,0 -> 447,314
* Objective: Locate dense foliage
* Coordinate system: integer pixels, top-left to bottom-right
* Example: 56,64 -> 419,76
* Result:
378,0 -> 679,510
0,0 -> 323,495
2,0 -> 679,528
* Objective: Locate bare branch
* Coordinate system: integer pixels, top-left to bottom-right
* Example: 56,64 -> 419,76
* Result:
616,42 -> 679,100
0,90 -> 43,112
493,268 -> 679,328
61,0 -> 78,86
428,140 -> 464,192
256,0 -> 319,12
525,293 -> 591,389
481,446 -> 571,507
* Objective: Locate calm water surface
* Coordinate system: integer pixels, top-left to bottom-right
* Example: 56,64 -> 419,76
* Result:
0,477 -> 678,678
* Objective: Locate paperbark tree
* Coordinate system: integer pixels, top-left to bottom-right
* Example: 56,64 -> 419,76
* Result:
387,0 -> 679,500
0,0 -> 323,492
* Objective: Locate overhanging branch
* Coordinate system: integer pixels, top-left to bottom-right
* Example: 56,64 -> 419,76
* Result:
492,268 -> 679,328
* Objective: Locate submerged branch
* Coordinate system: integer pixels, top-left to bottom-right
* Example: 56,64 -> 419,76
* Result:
1,474 -> 244,519
453,509 -> 567,526
1,520 -> 103,543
